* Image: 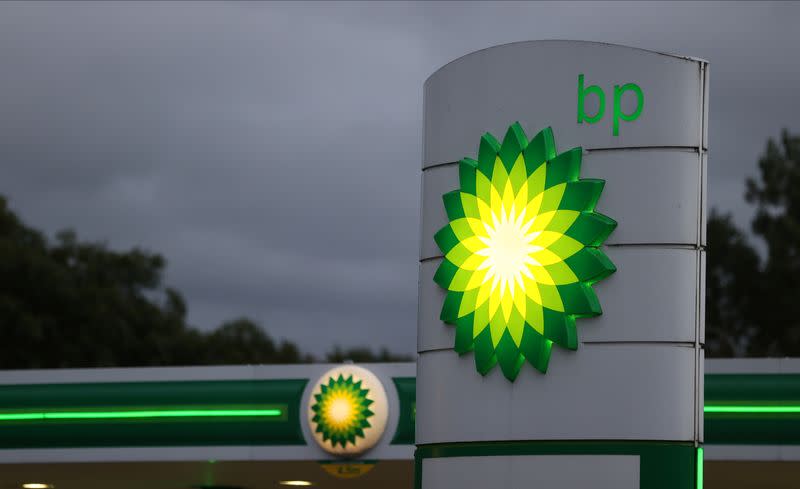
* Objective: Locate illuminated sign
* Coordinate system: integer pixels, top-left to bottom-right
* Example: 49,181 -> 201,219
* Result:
308,365 -> 388,456
433,122 -> 617,381
0,408 -> 284,421
578,74 -> 644,136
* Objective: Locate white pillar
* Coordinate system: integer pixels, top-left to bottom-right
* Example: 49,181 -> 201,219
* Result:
416,40 -> 707,489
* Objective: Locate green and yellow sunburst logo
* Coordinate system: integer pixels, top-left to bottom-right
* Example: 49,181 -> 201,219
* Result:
434,122 -> 617,381
311,374 -> 374,449
307,366 -> 388,456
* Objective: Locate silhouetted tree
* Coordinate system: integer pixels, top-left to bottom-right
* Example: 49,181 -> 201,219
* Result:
705,210 -> 761,356
744,129 -> 800,354
201,318 -> 313,364
0,197 -> 304,368
706,129 -> 800,356
0,196 -> 410,368
326,345 -> 413,363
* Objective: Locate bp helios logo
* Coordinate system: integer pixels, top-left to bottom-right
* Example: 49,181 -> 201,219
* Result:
307,365 -> 388,456
433,122 -> 617,381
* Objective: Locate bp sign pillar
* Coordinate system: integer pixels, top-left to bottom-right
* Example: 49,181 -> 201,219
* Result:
416,41 -> 707,489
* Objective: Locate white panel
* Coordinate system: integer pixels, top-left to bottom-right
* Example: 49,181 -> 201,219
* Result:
699,250 -> 706,345
0,363 -> 416,385
700,152 -> 708,246
697,348 -> 705,443
422,455 -> 639,489
0,365 -> 263,385
424,40 -> 706,167
0,445 -> 416,463
416,345 -> 696,444
417,260 -> 455,353
585,150 -> 701,247
418,247 -> 701,352
419,163 -> 459,261
702,64 -> 710,150
419,150 -> 702,260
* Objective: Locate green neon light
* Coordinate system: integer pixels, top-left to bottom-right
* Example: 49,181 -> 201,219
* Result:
704,405 -> 800,414
696,447 -> 703,489
0,408 -> 283,421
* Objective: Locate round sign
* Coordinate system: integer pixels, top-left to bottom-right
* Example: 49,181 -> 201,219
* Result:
307,365 -> 388,456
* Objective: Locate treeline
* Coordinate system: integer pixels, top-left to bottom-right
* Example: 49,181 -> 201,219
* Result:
0,198 -> 410,369
706,129 -> 800,356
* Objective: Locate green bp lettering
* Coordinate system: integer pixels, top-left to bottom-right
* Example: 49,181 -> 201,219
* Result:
577,74 -> 644,136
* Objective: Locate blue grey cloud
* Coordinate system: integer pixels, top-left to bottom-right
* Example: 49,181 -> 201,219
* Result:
0,1 -> 797,355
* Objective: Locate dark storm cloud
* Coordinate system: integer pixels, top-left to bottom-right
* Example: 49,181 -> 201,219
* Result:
0,2 -> 797,355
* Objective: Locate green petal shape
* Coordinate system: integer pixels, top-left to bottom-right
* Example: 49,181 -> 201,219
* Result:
433,122 -> 617,381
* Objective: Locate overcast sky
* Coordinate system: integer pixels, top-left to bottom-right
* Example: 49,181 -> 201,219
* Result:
0,2 -> 798,356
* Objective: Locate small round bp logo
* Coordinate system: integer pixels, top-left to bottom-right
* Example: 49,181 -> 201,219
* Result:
307,365 -> 388,456
434,122 -> 617,381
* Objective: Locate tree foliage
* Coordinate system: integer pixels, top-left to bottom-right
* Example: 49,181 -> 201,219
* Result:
707,129 -> 800,356
705,210 -> 761,356
0,198 -> 404,368
325,345 -> 412,363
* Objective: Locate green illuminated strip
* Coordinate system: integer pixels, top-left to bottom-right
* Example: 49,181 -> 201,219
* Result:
704,405 -> 800,414
0,408 -> 283,421
696,447 -> 703,489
